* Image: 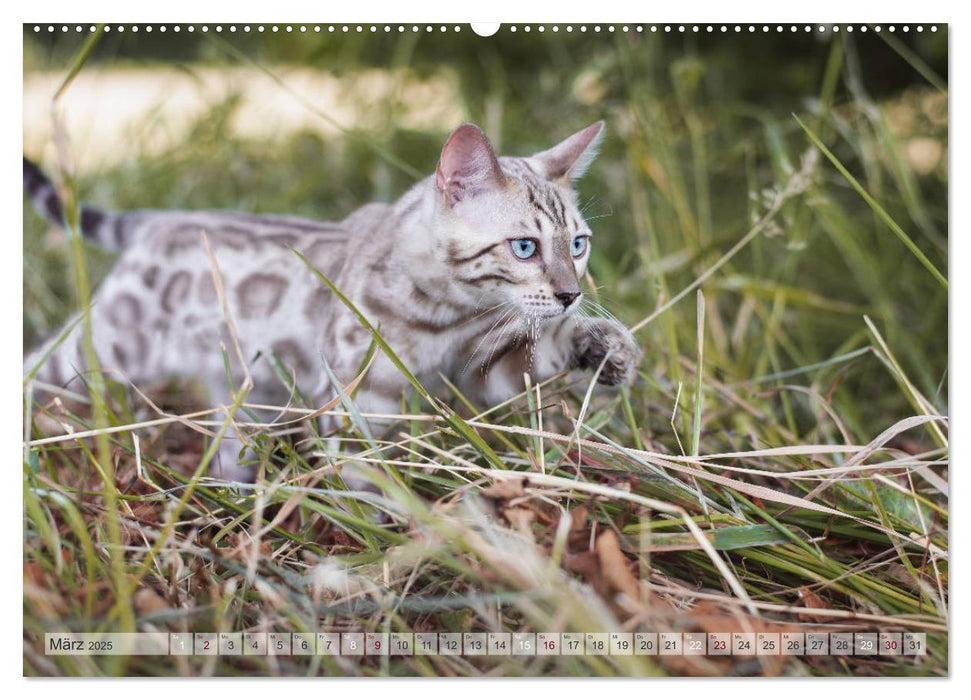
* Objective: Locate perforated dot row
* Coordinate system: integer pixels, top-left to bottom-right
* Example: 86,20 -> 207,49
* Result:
30,24 -> 941,34
30,24 -> 465,34
507,24 -> 935,34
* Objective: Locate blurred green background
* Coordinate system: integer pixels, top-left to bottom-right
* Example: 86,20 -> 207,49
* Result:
23,24 -> 947,444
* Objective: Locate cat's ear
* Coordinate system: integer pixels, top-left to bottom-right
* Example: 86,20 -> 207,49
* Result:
532,121 -> 605,183
435,124 -> 506,205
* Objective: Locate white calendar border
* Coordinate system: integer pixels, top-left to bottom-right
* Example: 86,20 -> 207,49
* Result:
4,0 -> 961,696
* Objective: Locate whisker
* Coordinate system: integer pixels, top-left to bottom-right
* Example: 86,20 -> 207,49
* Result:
582,211 -> 614,223
578,195 -> 599,216
580,298 -> 625,328
480,306 -> 518,362
472,300 -> 508,319
462,303 -> 513,376
527,317 -> 544,372
481,309 -> 520,376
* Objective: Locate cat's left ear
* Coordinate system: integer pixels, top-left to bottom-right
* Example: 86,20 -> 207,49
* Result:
531,121 -> 605,183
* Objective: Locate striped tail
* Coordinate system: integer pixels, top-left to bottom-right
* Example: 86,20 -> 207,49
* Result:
23,156 -> 128,250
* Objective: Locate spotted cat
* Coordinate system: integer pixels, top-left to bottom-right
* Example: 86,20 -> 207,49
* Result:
24,122 -> 639,480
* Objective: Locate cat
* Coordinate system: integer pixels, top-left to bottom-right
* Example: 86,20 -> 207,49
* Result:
24,122 -> 639,482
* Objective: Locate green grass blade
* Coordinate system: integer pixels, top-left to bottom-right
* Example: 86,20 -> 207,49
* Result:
794,114 -> 947,288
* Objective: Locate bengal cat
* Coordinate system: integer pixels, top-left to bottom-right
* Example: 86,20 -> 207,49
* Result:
24,122 -> 639,482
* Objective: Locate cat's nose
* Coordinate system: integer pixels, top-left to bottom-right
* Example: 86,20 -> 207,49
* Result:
555,291 -> 580,308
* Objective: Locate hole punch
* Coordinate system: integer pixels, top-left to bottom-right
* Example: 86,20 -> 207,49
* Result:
470,23 -> 500,37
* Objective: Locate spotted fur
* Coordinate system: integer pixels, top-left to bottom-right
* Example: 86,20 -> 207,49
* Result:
24,122 -> 639,480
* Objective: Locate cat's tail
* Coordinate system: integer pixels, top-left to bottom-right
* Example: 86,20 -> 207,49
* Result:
23,156 -> 131,250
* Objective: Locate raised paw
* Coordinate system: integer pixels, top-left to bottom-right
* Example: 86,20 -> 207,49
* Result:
572,319 -> 640,386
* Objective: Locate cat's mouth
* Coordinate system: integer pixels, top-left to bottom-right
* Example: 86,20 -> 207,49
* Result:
524,304 -> 578,321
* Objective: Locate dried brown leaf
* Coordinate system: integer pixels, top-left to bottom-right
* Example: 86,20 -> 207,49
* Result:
796,586 -> 831,622
480,476 -> 527,500
502,506 -> 536,540
595,529 -> 642,603
563,550 -> 607,599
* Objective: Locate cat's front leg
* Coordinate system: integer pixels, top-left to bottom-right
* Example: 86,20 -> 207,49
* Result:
527,314 -> 640,387
569,316 -> 641,386
462,315 -> 640,407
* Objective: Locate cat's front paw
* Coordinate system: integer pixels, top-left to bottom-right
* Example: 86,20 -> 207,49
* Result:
572,320 -> 640,386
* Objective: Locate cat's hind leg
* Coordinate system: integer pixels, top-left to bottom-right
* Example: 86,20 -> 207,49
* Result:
317,386 -> 403,490
24,312 -> 87,393
312,386 -> 411,523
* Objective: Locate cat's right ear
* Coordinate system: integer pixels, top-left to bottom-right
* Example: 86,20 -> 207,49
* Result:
435,124 -> 506,206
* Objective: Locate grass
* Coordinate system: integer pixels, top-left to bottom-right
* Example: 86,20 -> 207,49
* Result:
23,26 -> 947,677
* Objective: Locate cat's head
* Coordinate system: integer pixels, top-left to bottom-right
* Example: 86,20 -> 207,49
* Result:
431,121 -> 604,320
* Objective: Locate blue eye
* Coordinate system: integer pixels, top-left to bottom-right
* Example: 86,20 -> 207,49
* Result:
571,236 -> 589,257
510,238 -> 538,260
